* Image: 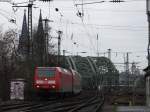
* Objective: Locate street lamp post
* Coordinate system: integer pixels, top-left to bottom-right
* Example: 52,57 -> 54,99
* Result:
147,0 -> 150,65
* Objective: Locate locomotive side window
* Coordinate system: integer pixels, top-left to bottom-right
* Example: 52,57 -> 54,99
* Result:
37,69 -> 55,77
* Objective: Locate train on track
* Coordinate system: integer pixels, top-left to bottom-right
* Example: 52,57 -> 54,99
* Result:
34,67 -> 82,95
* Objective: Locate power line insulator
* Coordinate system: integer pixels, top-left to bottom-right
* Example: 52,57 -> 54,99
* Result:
43,0 -> 52,1
77,11 -> 84,17
55,8 -> 59,12
110,0 -> 124,3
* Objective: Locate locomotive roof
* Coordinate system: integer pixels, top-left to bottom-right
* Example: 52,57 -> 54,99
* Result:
36,67 -> 69,71
36,67 -> 59,69
36,67 -> 81,77
37,67 -> 56,68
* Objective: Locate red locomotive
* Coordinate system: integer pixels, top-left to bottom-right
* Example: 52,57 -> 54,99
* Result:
34,67 -> 82,94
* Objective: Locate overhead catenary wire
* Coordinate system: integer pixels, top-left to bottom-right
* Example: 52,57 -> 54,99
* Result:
85,8 -> 100,55
81,21 -> 97,55
68,20 -> 147,28
51,20 -> 147,32
73,0 -> 85,20
75,1 -> 105,6
8,0 -> 146,53
18,0 -> 146,31
65,0 -> 98,55
47,0 -> 147,70
72,0 -> 145,6
124,0 -> 146,2
74,1 -> 96,51
11,1 -> 29,5
42,4 -> 145,13
50,0 -> 145,1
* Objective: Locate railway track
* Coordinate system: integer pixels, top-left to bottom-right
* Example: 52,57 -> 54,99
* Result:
1,98 -> 58,112
1,91 -> 105,112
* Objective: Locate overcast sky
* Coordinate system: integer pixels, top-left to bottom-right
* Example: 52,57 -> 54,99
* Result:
0,0 -> 147,72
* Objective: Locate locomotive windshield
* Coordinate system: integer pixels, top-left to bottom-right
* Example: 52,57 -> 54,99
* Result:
37,69 -> 55,77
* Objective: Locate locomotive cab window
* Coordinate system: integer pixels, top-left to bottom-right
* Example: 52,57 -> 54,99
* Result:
37,69 -> 55,77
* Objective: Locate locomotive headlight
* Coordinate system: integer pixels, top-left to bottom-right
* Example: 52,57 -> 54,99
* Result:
36,80 -> 44,84
52,85 -> 55,88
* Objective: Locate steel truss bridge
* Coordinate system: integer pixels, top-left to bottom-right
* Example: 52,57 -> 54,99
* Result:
59,56 -> 119,89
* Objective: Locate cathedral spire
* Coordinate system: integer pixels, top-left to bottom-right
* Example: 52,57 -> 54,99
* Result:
33,9 -> 45,65
21,9 -> 28,36
37,9 -> 44,32
18,9 -> 29,57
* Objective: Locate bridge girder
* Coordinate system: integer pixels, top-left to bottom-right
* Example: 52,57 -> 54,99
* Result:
61,56 -> 119,89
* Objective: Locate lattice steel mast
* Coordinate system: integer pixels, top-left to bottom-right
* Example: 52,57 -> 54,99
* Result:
13,0 -> 34,57
28,0 -> 33,56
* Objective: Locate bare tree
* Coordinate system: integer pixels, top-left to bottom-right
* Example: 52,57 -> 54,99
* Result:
0,29 -> 18,100
0,25 -> 57,100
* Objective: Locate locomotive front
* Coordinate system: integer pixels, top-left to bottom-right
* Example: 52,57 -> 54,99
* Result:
34,67 -> 59,92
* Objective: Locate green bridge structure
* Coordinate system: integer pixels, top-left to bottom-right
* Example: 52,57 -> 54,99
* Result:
59,56 -> 119,89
